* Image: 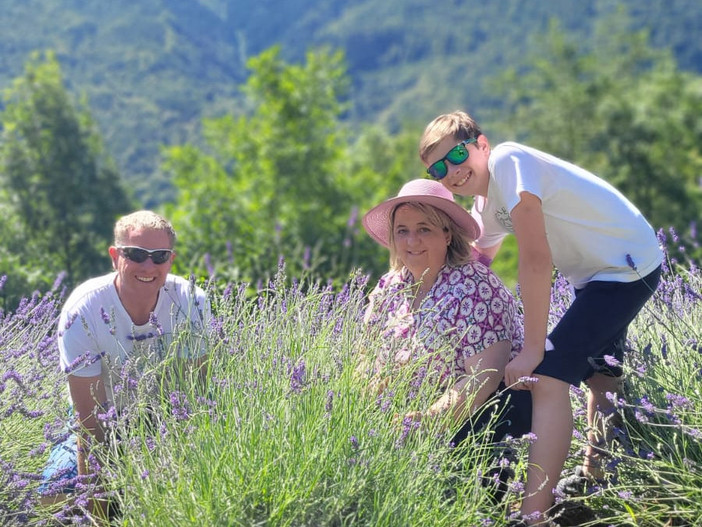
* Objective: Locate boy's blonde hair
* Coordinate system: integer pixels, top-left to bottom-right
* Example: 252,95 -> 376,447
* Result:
114,210 -> 177,247
419,110 -> 482,163
387,202 -> 473,272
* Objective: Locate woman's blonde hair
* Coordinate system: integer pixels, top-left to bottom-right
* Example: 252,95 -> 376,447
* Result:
387,202 -> 473,272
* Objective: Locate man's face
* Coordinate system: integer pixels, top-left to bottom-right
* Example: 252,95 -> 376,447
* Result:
424,135 -> 491,197
110,228 -> 174,300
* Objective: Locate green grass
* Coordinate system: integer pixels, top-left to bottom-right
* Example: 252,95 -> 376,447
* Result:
1,257 -> 701,526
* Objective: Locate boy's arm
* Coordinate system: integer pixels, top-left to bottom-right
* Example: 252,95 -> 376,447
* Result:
504,192 -> 552,389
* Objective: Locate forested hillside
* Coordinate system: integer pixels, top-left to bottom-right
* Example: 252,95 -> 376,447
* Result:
1,0 -> 700,206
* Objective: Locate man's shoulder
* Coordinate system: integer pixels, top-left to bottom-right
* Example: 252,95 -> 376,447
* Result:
62,273 -> 116,314
164,274 -> 205,296
161,274 -> 209,310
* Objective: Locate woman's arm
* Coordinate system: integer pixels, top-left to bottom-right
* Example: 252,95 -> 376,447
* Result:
409,340 -> 511,424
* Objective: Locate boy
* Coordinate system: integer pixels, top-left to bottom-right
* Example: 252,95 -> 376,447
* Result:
419,111 -> 662,524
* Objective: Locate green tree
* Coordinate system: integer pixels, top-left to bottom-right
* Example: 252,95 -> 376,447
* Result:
165,46 -> 350,283
165,46 -> 423,286
490,10 -> 702,247
0,199 -> 48,311
0,51 -> 133,299
338,122 -> 440,280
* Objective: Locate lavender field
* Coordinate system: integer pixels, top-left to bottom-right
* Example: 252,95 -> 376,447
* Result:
1,230 -> 701,526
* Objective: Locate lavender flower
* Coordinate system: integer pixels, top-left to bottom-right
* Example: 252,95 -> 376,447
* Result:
149,312 -> 164,336
325,390 -> 334,414
347,206 -> 359,228
376,390 -> 394,413
603,354 -> 621,367
302,246 -> 311,271
396,415 -> 421,447
169,391 -> 192,421
289,359 -> 306,394
634,409 -> 649,423
625,253 -> 637,271
204,252 -> 214,277
522,432 -> 538,444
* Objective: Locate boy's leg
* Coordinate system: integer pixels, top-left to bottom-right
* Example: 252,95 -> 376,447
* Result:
581,268 -> 660,481
583,372 -> 624,480
521,267 -> 660,520
520,374 -> 571,525
548,268 -> 660,487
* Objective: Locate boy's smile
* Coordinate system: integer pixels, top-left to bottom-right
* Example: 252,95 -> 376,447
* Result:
424,135 -> 491,197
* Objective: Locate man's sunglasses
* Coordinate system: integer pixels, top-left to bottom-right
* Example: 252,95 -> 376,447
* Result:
117,246 -> 173,264
426,138 -> 478,180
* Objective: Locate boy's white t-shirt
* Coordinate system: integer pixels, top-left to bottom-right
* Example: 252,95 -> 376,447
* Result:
473,142 -> 662,289
58,273 -> 211,410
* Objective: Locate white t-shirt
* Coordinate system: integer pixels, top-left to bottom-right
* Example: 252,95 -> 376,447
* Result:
58,273 -> 211,410
473,142 -> 662,289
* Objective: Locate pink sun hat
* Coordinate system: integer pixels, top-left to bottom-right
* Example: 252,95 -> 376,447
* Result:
362,179 -> 481,248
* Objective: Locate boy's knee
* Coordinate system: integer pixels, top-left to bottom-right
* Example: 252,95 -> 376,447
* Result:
533,374 -> 570,396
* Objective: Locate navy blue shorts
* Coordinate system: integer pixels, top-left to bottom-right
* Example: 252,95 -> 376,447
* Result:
533,266 -> 661,386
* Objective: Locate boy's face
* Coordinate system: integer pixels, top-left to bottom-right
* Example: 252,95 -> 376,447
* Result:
423,135 -> 491,197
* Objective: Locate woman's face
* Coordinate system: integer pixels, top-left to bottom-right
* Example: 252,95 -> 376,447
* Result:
392,204 -> 450,281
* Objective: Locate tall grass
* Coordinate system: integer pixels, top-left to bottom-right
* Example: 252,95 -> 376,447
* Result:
1,235 -> 701,526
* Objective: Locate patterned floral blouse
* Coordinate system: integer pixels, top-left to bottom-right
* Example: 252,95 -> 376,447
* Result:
364,261 -> 524,386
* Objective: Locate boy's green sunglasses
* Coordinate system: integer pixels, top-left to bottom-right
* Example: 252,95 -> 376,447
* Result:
426,138 -> 477,180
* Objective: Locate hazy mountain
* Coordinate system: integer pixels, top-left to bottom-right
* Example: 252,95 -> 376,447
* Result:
1,0 -> 700,205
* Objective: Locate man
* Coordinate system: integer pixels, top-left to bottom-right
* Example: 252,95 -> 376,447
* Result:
40,210 -> 210,514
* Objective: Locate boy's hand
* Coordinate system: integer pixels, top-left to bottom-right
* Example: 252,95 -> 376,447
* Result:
504,351 -> 543,390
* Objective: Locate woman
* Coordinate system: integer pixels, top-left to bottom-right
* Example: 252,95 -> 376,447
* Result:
362,179 -> 530,441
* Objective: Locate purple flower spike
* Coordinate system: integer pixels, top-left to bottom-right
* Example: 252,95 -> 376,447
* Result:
625,253 -> 637,271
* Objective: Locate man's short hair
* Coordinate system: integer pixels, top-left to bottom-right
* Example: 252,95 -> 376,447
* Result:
114,210 -> 177,247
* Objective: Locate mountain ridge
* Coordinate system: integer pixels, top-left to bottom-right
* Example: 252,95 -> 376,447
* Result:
1,0 -> 699,205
